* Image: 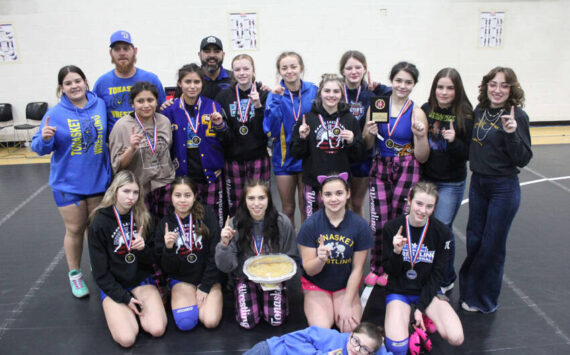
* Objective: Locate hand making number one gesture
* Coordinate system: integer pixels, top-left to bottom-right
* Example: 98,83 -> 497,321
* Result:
392,225 -> 406,255
441,119 -> 456,143
41,116 -> 56,141
299,114 -> 310,139
317,236 -> 331,263
220,216 -> 236,247
501,106 -> 517,133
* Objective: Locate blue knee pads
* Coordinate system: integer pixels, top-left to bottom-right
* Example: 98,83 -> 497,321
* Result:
173,305 -> 199,331
385,336 -> 409,355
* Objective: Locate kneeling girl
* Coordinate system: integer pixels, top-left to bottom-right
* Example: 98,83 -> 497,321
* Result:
154,176 -> 223,331
88,171 -> 167,348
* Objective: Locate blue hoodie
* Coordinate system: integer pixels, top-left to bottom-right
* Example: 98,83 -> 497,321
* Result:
31,91 -> 111,195
265,326 -> 392,355
263,80 -> 317,175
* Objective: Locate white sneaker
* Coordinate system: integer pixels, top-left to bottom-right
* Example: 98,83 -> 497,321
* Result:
461,302 -> 479,312
440,282 -> 454,294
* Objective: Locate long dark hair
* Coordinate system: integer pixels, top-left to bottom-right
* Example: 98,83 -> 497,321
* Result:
427,68 -> 473,134
170,176 -> 209,240
174,63 -> 204,99
235,179 -> 280,253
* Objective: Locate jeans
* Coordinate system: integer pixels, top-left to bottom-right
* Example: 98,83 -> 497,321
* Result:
243,340 -> 270,355
459,173 -> 520,313
433,180 -> 466,287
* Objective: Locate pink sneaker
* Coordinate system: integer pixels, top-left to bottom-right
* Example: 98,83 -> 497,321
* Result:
422,314 -> 437,334
376,273 -> 389,287
364,272 -> 379,286
409,327 -> 432,355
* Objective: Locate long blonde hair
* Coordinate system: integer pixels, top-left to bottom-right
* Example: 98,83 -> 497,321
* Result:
90,171 -> 151,238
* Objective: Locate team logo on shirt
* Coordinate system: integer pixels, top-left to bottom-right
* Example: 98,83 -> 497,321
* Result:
402,243 -> 435,264
111,223 -> 138,255
174,224 -> 204,256
68,115 -> 104,156
319,233 -> 355,265
230,99 -> 255,120
314,122 -> 345,154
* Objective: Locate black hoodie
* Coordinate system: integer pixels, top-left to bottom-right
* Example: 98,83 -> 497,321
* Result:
290,102 -> 365,188
88,206 -> 155,304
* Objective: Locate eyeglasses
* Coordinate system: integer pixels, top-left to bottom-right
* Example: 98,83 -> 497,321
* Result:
349,334 -> 374,355
487,81 -> 511,90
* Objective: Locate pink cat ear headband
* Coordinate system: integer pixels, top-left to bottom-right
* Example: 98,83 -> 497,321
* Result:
317,172 -> 349,185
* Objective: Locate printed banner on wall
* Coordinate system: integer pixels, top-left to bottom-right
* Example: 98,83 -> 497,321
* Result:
0,24 -> 18,62
229,12 -> 258,50
479,12 -> 504,48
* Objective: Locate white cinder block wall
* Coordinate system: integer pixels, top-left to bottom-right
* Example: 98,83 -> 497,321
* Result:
1,0 -> 568,125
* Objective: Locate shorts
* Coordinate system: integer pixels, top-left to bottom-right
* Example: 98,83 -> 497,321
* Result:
99,276 -> 155,302
301,276 -> 345,296
386,291 -> 445,306
52,189 -> 103,207
169,278 -> 196,289
350,159 -> 373,178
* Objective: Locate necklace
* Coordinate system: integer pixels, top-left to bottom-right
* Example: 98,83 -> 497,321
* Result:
476,108 -> 503,142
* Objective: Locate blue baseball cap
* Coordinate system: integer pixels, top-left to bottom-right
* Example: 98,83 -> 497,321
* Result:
110,30 -> 133,47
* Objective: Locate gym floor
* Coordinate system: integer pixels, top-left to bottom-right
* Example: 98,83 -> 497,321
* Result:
0,132 -> 569,354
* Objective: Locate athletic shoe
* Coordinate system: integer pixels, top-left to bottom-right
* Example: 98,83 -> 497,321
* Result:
69,269 -> 89,298
409,327 -> 432,355
364,272 -> 379,286
376,273 -> 389,287
440,282 -> 455,294
461,302 -> 479,312
422,314 -> 437,334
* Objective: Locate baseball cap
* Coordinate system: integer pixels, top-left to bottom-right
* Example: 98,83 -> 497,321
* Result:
110,30 -> 133,47
200,36 -> 223,50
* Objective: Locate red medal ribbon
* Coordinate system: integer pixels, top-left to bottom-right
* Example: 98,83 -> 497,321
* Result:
180,97 -> 201,136
405,215 -> 429,269
113,206 -> 133,252
252,234 -> 264,256
235,84 -> 252,125
387,97 -> 412,139
343,84 -> 361,104
175,213 -> 193,252
133,113 -> 157,155
288,89 -> 302,122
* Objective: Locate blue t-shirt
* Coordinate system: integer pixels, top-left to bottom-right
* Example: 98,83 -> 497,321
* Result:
297,209 -> 373,291
93,67 -> 166,133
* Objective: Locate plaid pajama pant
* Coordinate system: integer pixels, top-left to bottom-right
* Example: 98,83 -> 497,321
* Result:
234,278 -> 289,330
368,155 -> 420,273
195,178 -> 226,227
145,184 -> 172,223
302,184 -> 323,218
224,155 -> 271,216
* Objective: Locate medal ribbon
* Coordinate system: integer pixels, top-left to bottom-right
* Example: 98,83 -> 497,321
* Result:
133,113 -> 157,155
343,84 -> 361,105
387,97 -> 412,139
405,215 -> 429,269
180,97 -> 201,136
175,213 -> 193,252
235,84 -> 252,124
288,89 -> 302,122
252,234 -> 264,256
317,114 -> 340,134
113,206 -> 133,252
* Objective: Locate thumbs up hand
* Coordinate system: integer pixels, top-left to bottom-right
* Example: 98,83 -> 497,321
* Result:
441,120 -> 456,143
299,114 -> 310,139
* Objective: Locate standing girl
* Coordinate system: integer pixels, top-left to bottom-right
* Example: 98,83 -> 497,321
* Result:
459,67 -> 532,313
290,74 -> 365,217
215,179 -> 298,329
214,54 -> 271,216
88,171 -> 167,348
363,61 -> 429,287
154,176 -> 223,331
162,63 -> 225,226
297,174 -> 373,332
31,65 -> 111,298
382,182 -> 463,355
421,68 -> 473,293
263,51 -> 318,226
339,50 -> 392,216
109,81 -> 175,220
